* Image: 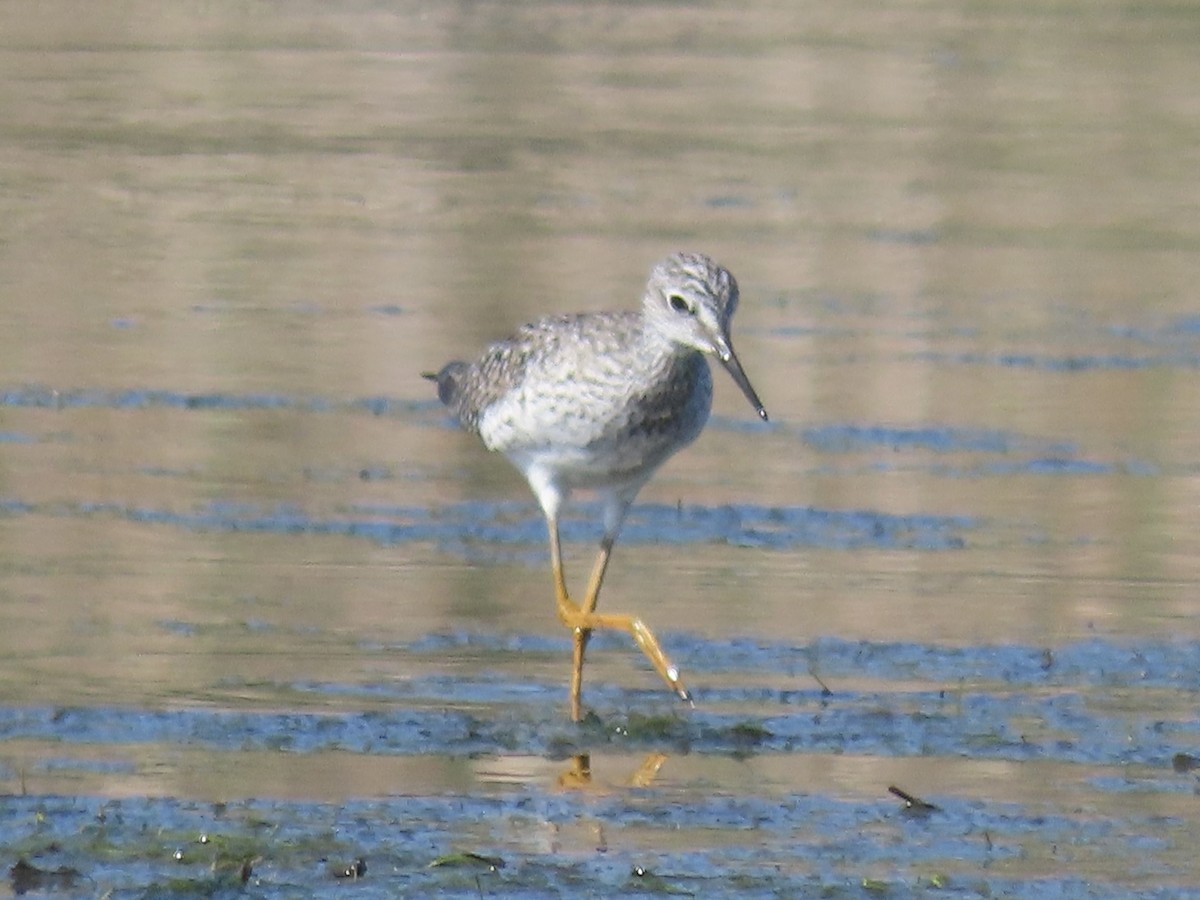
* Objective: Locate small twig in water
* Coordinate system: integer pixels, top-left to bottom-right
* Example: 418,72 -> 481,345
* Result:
807,663 -> 833,697
888,785 -> 939,813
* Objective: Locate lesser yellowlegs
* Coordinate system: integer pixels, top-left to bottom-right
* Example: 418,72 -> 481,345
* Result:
425,252 -> 767,720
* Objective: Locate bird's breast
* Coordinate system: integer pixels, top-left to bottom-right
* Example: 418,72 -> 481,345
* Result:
478,350 -> 712,486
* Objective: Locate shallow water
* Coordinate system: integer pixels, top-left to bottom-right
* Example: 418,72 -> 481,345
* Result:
3,1 -> 1200,896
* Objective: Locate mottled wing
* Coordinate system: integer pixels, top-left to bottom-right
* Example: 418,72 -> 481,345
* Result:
428,316 -> 581,434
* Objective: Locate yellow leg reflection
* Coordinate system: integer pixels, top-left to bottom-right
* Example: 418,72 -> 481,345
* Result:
556,752 -> 670,791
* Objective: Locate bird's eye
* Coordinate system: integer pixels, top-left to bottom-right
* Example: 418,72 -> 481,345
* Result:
668,294 -> 692,314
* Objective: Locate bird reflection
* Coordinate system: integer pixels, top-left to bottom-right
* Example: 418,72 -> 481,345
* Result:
556,752 -> 668,790
471,751 -> 670,791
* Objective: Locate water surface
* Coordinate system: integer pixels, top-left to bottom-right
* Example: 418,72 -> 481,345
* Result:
2,1 -> 1200,896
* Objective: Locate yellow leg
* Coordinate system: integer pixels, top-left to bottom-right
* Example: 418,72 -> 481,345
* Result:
629,752 -> 668,788
548,517 -> 590,721
580,536 -> 690,704
549,521 -> 691,720
548,514 -> 574,620
579,537 -> 614,616
580,608 -> 691,706
566,536 -> 611,721
556,753 -> 591,789
569,625 -> 591,722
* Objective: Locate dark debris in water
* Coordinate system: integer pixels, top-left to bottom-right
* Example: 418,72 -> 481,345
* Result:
888,785 -> 940,815
9,858 -> 82,895
428,851 -> 505,871
0,788 -> 1191,899
1172,752 -> 1200,773
329,856 -> 367,879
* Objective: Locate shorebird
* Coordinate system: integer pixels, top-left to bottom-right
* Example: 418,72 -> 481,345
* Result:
425,252 -> 767,720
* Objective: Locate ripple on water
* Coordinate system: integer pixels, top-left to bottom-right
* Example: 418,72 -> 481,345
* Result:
0,494 -> 982,555
2,636 -> 1196,767
3,634 -> 1198,897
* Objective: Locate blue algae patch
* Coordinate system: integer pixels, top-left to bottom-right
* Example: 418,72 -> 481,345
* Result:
795,424 -> 1154,479
1,632 -> 1198,767
703,194 -> 754,208
2,636 -> 1199,895
1167,313 -> 1200,336
136,465 -> 197,478
0,386 -> 304,410
1107,314 -> 1200,344
984,457 -> 1117,475
800,423 -> 1071,455
400,630 -> 569,657
0,431 -> 37,443
0,496 -> 981,554
354,465 -> 394,481
900,301 -> 1200,373
399,632 -> 1200,696
0,385 -> 430,416
750,635 -> 1200,692
866,226 -> 940,245
0,498 -> 35,515
38,756 -> 137,775
763,323 -> 829,337
0,705 -> 497,755
919,350 -> 1200,371
921,458 -> 1156,480
930,457 -> 1156,478
368,303 -> 405,315
616,502 -> 975,551
156,619 -> 198,637
0,790 -> 1189,900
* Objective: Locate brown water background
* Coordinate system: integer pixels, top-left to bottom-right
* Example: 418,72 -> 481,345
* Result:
2,2 -> 1199,895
